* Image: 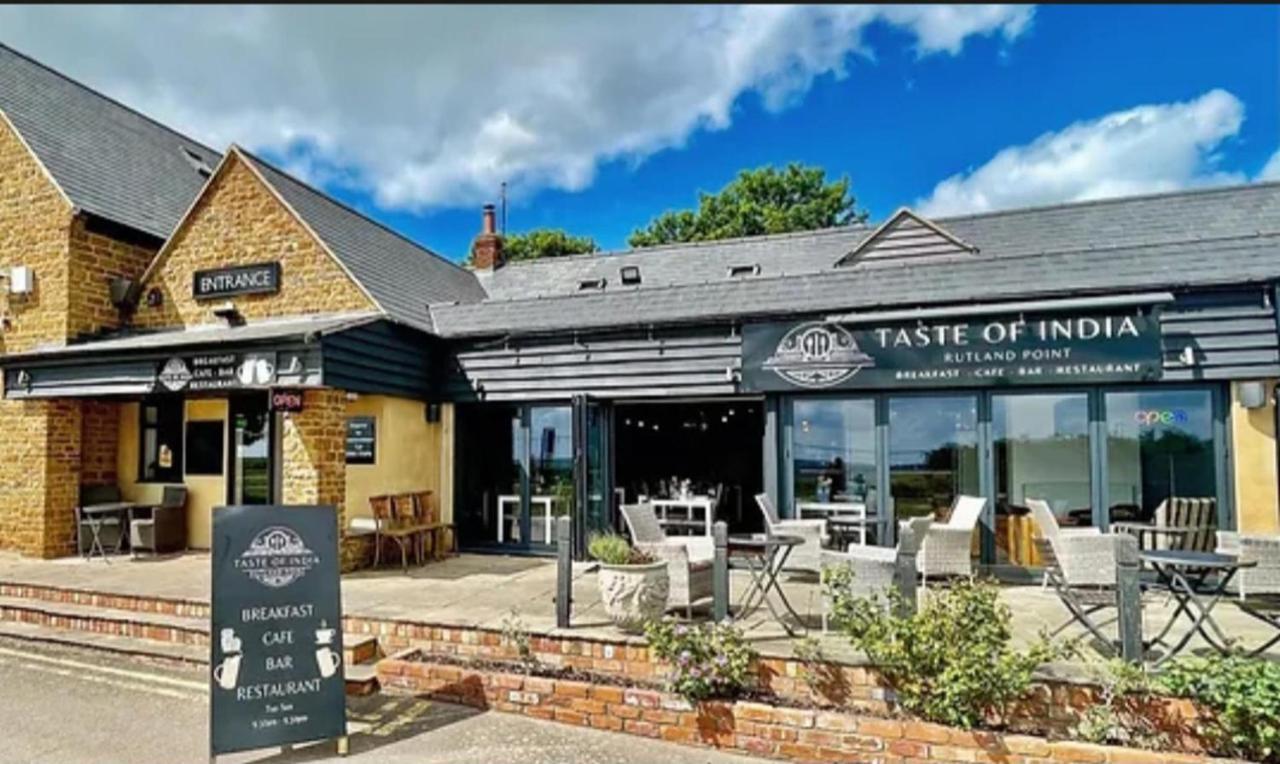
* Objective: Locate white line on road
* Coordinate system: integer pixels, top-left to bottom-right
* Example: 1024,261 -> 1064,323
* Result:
0,644 -> 206,695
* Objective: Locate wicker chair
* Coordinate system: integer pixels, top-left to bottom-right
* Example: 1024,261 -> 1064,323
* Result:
754,493 -> 828,575
1216,531 -> 1280,656
820,517 -> 933,632
129,485 -> 188,556
620,503 -> 713,618
917,495 -> 986,585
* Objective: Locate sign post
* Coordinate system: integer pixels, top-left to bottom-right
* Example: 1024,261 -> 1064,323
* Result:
209,505 -> 346,761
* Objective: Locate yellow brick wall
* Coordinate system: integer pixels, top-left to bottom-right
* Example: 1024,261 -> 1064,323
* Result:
1232,380 -> 1280,534
282,387 -> 347,531
66,217 -> 156,341
81,400 -> 119,488
0,398 -> 82,557
134,154 -> 373,330
0,113 -> 74,354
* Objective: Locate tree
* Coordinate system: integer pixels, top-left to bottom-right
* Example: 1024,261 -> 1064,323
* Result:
628,163 -> 866,248
500,228 -> 599,264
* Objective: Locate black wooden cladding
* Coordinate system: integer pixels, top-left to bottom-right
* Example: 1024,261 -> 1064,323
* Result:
320,320 -> 434,399
1160,287 -> 1280,381
443,328 -> 742,401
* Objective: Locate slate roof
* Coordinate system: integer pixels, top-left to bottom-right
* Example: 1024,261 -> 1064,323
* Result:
436,182 -> 1280,337
237,150 -> 486,332
0,43 -> 221,239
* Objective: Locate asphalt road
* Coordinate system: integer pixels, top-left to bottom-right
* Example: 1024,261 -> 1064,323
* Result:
0,638 -> 760,764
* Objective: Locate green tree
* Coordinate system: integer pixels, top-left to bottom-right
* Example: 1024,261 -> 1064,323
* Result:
628,163 -> 865,248
493,228 -> 599,264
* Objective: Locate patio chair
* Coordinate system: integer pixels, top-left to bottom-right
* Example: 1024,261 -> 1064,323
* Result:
820,516 -> 933,632
619,503 -> 713,618
370,494 -> 420,571
754,493 -> 829,575
1029,498 -> 1137,655
130,485 -> 188,557
917,495 -> 986,586
1215,531 -> 1280,656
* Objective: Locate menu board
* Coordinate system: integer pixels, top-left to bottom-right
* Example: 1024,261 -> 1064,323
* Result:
209,505 -> 345,756
345,416 -> 376,465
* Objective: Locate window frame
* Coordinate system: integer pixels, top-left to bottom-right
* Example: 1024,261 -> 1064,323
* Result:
137,397 -> 184,483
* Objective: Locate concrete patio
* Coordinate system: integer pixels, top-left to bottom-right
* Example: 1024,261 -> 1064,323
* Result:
0,551 -> 1275,667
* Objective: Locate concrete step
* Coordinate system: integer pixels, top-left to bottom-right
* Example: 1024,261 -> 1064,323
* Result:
0,581 -> 208,619
344,663 -> 379,696
0,618 -> 207,667
0,594 -> 209,646
344,633 -> 379,666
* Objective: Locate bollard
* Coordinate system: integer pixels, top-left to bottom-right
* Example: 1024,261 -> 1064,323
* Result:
713,521 -> 729,622
893,521 -> 919,617
556,516 -> 573,629
1114,534 -> 1144,663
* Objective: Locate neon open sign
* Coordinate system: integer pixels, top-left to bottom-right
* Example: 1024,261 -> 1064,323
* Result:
1133,409 -> 1188,426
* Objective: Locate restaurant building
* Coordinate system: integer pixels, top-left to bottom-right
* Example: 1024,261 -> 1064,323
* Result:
2,44 -> 1279,573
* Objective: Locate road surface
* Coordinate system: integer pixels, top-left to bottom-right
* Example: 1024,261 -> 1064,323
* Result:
0,638 -> 760,764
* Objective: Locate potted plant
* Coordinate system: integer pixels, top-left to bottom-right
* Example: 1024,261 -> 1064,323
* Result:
588,532 -> 669,633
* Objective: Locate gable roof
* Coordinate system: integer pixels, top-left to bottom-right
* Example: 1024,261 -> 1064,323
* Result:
433,181 -> 1280,337
0,43 -> 221,240
835,207 -> 976,266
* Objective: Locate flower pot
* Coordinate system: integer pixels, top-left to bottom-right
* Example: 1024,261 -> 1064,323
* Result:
597,561 -> 670,633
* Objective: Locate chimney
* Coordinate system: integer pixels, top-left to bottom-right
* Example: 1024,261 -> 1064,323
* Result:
471,203 -> 504,270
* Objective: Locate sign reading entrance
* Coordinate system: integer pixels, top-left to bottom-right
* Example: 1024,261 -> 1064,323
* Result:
742,310 -> 1162,391
210,505 -> 345,757
194,262 -> 281,300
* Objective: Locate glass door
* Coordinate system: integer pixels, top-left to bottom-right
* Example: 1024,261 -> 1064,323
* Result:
573,395 -> 613,555
888,395 -> 980,525
228,395 -> 274,505
529,405 -> 574,550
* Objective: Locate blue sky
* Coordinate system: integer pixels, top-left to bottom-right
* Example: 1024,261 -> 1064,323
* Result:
2,5 -> 1277,261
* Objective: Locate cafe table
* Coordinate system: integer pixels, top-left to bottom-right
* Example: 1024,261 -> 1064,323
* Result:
1141,549 -> 1257,665
651,496 -> 715,536
826,516 -> 895,549
496,495 -> 557,545
726,533 -> 805,636
77,501 -> 137,561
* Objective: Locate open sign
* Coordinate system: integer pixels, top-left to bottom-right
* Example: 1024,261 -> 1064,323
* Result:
271,390 -> 305,413
1133,409 -> 1188,426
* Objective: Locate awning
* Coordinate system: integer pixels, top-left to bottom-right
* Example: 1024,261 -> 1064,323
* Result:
824,291 -> 1175,325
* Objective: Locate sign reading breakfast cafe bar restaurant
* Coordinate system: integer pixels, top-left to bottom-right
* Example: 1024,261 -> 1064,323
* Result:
194,262 -> 281,300
741,309 -> 1162,392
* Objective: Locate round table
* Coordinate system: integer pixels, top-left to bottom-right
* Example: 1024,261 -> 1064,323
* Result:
1141,549 -> 1256,664
726,533 -> 805,635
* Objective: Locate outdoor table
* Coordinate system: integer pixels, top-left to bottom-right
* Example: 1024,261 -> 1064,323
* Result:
726,533 -> 805,636
77,502 -> 136,561
826,516 -> 894,549
652,497 -> 715,536
496,495 -> 556,544
1141,549 -> 1257,665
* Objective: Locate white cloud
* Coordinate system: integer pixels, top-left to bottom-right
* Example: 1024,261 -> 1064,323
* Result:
918,89 -> 1247,216
0,5 -> 1031,211
1259,149 -> 1280,182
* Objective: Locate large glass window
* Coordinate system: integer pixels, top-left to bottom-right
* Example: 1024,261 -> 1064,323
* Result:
792,399 -> 877,511
139,398 -> 183,483
993,393 -> 1091,568
1105,389 -> 1217,524
529,406 -> 574,547
888,396 -> 979,521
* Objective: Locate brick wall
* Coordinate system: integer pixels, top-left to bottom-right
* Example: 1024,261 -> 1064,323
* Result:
282,389 -> 349,558
0,399 -> 82,557
66,217 -> 156,341
80,400 -> 119,487
133,154 -> 374,331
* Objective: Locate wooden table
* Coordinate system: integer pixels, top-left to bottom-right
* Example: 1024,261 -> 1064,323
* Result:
651,497 -> 715,536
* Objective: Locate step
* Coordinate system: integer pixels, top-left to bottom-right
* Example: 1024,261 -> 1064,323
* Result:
344,663 -> 379,696
344,634 -> 379,666
0,619 -> 207,667
0,581 -> 208,619
0,594 -> 209,646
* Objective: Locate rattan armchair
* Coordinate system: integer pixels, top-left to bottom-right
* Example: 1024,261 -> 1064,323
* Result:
620,503 -> 713,618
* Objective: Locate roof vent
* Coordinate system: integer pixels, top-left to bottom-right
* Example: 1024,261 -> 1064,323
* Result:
619,265 -> 642,286
578,277 -> 607,291
181,147 -> 214,178
727,264 -> 760,278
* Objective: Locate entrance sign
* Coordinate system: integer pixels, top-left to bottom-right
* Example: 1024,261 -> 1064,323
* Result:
742,310 -> 1162,391
210,505 -> 345,757
194,262 -> 281,300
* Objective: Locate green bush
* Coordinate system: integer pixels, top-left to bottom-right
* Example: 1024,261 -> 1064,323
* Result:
1159,655 -> 1280,762
1073,658 -> 1166,749
587,532 -> 653,565
645,619 -> 757,702
828,575 -> 1054,729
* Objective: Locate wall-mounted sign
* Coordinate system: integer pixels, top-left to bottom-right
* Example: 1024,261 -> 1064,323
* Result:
271,389 -> 306,413
345,416 -> 376,465
210,505 -> 345,757
194,262 -> 281,300
742,310 -> 1162,391
157,352 -> 277,392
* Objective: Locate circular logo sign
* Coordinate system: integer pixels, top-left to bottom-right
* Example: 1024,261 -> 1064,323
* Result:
762,322 -> 873,388
233,526 -> 320,589
158,357 -> 192,392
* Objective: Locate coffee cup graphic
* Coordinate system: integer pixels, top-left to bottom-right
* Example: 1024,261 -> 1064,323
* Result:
315,646 -> 341,679
315,626 -> 335,645
213,654 -> 242,690
219,627 -> 242,654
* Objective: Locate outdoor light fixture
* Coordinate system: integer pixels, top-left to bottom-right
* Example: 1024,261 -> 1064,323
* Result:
211,301 -> 244,326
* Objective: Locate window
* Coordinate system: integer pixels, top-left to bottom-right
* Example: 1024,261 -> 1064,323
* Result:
791,398 -> 877,508
577,277 -> 607,291
727,264 -> 760,278
181,146 -> 214,178
185,420 -> 224,476
619,265 -> 641,286
139,398 -> 183,482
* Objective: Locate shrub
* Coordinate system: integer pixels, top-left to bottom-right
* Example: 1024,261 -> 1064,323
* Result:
499,608 -> 538,672
829,575 -> 1054,729
1159,655 -> 1280,762
1073,658 -> 1166,749
587,532 -> 654,565
645,619 -> 757,702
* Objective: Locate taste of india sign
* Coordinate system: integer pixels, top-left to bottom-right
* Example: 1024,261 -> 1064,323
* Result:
741,310 -> 1162,392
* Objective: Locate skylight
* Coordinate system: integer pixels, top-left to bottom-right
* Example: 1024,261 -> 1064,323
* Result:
181,147 -> 214,178
578,277 -> 607,291
619,265 -> 642,285
727,264 -> 760,278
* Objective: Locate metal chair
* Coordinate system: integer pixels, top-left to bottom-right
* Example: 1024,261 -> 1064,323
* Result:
820,517 -> 933,632
917,495 -> 986,586
754,493 -> 828,575
619,503 -> 713,618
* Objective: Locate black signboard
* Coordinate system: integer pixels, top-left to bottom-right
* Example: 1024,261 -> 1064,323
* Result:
345,417 -> 376,464
194,262 -> 281,300
742,309 -> 1162,392
210,505 -> 345,757
158,352 -> 277,392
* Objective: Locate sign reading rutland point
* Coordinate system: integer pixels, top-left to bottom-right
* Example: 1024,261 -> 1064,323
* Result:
210,505 -> 346,758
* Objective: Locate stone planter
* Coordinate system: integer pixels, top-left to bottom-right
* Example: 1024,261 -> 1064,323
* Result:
596,561 -> 669,633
